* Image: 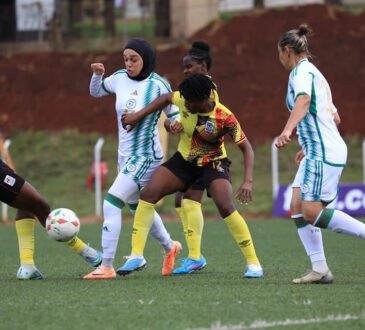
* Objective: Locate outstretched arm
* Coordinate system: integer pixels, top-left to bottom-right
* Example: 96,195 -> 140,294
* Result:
235,138 -> 254,204
122,93 -> 173,130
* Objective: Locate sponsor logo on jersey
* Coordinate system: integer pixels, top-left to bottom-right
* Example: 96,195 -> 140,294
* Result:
4,175 -> 16,186
205,120 -> 215,133
126,98 -> 137,110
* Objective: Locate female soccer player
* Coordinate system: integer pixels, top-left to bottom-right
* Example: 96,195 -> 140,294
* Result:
83,39 -> 181,279
169,41 -> 215,274
0,158 -> 101,280
119,73 -> 263,278
276,24 -> 365,284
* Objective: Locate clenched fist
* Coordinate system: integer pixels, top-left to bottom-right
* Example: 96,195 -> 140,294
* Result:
91,63 -> 105,76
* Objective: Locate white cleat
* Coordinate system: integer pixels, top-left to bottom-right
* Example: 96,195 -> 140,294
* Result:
292,270 -> 334,284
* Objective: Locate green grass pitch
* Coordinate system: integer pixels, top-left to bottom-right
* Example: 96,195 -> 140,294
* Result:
0,219 -> 364,330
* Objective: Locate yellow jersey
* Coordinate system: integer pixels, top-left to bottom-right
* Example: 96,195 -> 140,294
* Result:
172,91 -> 246,166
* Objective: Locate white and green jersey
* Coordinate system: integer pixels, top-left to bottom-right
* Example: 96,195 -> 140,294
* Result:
286,58 -> 347,166
90,70 -> 179,161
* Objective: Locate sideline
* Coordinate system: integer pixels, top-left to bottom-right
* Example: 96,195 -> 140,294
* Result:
187,313 -> 364,330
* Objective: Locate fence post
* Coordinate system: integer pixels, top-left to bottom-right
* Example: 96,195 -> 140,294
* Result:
271,137 -> 279,199
94,138 -> 105,219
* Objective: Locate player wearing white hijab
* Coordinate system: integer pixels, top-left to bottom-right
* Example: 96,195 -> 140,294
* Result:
84,39 -> 181,279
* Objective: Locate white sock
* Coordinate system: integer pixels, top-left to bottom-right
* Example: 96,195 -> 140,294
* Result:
101,199 -> 122,268
149,211 -> 173,253
315,209 -> 365,239
292,214 -> 329,273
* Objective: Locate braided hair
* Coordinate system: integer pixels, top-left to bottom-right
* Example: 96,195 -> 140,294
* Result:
179,73 -> 216,101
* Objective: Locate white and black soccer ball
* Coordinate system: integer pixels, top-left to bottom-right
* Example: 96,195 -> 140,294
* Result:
46,208 -> 80,242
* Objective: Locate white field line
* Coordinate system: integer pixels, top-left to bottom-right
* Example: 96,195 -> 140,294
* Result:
187,314 -> 363,330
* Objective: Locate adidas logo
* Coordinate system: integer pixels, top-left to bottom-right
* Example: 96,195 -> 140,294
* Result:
103,226 -> 110,232
131,90 -> 138,96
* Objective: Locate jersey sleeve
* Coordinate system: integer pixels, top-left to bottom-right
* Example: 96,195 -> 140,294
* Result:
225,113 -> 246,144
89,73 -> 115,97
158,80 -> 180,121
292,68 -> 313,100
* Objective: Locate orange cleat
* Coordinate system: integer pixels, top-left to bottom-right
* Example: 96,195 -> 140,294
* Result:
83,266 -> 116,280
162,241 -> 182,276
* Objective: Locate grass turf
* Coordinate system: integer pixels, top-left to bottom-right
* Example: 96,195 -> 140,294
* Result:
0,219 -> 364,330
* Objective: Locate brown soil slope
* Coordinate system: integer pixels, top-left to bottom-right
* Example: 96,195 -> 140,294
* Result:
1,5 -> 364,143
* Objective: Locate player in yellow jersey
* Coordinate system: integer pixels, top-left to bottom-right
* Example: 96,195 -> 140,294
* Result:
118,74 -> 263,278
166,41 -> 216,273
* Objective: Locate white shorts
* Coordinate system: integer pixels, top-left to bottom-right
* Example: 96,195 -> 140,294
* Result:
108,156 -> 161,204
292,158 -> 344,203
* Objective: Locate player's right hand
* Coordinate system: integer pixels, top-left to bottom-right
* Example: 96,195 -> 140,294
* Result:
91,63 -> 105,75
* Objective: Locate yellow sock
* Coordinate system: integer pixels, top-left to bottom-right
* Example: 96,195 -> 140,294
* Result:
175,207 -> 188,244
224,211 -> 260,265
184,199 -> 204,260
65,236 -> 87,254
16,219 -> 36,265
131,200 -> 155,255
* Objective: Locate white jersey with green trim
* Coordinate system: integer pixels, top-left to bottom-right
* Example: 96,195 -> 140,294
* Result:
286,58 -> 347,166
90,70 -> 179,161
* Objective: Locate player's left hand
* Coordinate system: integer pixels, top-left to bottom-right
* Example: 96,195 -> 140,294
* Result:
235,181 -> 252,204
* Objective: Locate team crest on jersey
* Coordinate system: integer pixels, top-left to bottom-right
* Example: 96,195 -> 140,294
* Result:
4,175 -> 16,186
205,120 -> 215,133
126,98 -> 137,110
126,164 -> 136,172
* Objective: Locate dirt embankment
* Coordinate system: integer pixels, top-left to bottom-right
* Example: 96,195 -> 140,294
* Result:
1,5 -> 364,143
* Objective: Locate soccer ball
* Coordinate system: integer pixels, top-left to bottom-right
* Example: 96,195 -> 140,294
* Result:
46,208 -> 80,242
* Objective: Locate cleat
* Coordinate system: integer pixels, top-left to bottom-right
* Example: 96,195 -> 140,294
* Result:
83,266 -> 116,280
116,256 -> 147,276
292,270 -> 334,284
172,255 -> 207,275
17,266 -> 44,280
244,264 -> 264,278
81,249 -> 102,268
162,241 -> 182,276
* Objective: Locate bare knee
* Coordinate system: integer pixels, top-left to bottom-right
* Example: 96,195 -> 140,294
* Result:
33,197 -> 51,226
302,208 -> 320,224
216,202 -> 235,219
140,186 -> 162,204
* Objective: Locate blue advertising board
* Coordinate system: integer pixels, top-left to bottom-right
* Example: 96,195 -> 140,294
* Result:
273,184 -> 365,217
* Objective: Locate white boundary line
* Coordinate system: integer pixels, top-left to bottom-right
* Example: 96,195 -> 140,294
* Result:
187,313 -> 363,330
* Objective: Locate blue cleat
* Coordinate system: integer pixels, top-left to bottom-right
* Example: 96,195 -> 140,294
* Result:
116,256 -> 147,276
82,249 -> 103,268
172,255 -> 207,275
17,266 -> 44,280
244,264 -> 263,278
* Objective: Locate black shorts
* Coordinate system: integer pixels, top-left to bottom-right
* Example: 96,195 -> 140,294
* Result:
0,160 -> 25,204
162,152 -> 231,193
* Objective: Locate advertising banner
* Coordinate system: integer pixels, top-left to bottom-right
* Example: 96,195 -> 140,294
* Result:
273,184 -> 365,217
